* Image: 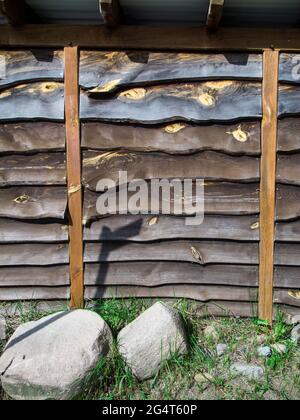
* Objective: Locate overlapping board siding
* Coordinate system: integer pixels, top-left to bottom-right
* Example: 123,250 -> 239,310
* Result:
274,53 -> 300,314
80,51 -> 264,316
0,49 -> 69,301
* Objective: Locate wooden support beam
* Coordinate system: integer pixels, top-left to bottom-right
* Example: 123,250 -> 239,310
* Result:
207,0 -> 225,30
0,0 -> 39,25
64,46 -> 84,309
99,0 -> 121,27
259,50 -> 279,325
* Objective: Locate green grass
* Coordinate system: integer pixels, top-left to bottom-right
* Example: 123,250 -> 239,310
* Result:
1,299 -> 300,400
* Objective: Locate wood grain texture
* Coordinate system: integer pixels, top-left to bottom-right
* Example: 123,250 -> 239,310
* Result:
0,243 -> 68,266
0,287 -> 69,301
83,151 -> 260,191
0,122 -> 65,154
84,241 -> 258,265
84,215 -> 260,242
0,219 -> 68,243
278,85 -> 300,116
79,51 -> 262,90
277,153 -> 300,185
276,185 -> 300,221
84,262 -> 258,287
0,265 -> 69,287
0,50 -> 64,88
279,53 -> 300,84
64,46 -> 84,309
0,186 -> 67,219
0,82 -> 64,121
81,121 -> 261,156
0,153 -> 66,186
276,220 -> 300,242
275,266 -> 300,288
83,182 -> 260,223
277,119 -> 300,152
259,50 -> 279,324
274,289 -> 300,307
80,81 -> 262,123
274,243 -> 300,266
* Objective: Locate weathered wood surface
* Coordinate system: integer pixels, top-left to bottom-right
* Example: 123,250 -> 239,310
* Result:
0,82 -> 64,121
0,153 -> 66,186
84,215 -> 260,242
276,185 -> 300,221
0,122 -> 65,154
0,219 -> 68,243
0,187 -> 67,219
0,266 -> 69,287
79,51 -> 262,91
0,50 -> 64,88
83,182 -> 260,222
274,243 -> 300,266
277,119 -> 300,152
276,220 -> 300,242
279,53 -> 300,84
274,289 -> 300,307
85,284 -> 258,302
275,267 -> 300,288
82,121 -> 261,156
0,243 -> 68,266
0,287 -> 69,301
80,81 -> 262,123
84,241 -> 258,265
277,153 -> 300,185
83,151 -> 260,191
279,85 -> 300,116
85,262 -> 258,287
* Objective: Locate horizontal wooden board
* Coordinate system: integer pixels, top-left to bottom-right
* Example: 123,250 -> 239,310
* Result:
85,262 -> 258,287
0,153 -> 66,186
276,220 -> 300,242
274,289 -> 300,307
84,215 -> 260,242
274,243 -> 300,266
0,265 -> 69,286
277,119 -> 300,152
277,153 -> 300,185
0,50 -> 64,88
0,82 -> 64,121
0,287 -> 69,301
279,54 -> 300,84
275,266 -> 300,288
83,182 -> 260,223
279,85 -> 300,117
0,187 -> 67,220
0,122 -> 65,154
83,151 -> 260,191
84,241 -> 258,265
80,51 -> 262,91
80,81 -> 262,123
276,185 -> 300,221
0,243 -> 68,266
0,218 -> 68,243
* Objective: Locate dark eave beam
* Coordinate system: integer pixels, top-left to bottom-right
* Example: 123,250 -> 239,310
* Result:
0,0 -> 39,26
207,0 -> 225,30
99,0 -> 121,27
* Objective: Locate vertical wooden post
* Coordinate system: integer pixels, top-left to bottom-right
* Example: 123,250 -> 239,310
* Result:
64,46 -> 84,309
259,50 -> 279,324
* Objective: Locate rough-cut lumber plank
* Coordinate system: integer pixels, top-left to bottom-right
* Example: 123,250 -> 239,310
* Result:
83,150 -> 260,191
85,262 -> 258,287
85,285 -> 258,302
0,122 -> 65,154
275,267 -> 300,288
278,85 -> 300,116
277,153 -> 300,186
0,218 -> 68,243
84,241 -> 258,265
0,243 -> 68,266
0,50 -> 64,88
276,220 -> 300,242
279,53 -> 300,84
83,182 -> 260,223
81,121 -> 261,156
80,51 -> 262,91
274,243 -> 300,266
0,186 -> 67,220
0,82 -> 64,121
99,0 -> 121,27
276,185 -> 300,221
274,289 -> 300,307
0,287 -> 69,301
0,266 -> 69,287
80,81 -> 262,123
259,50 -> 279,324
277,119 -> 300,152
0,153 -> 66,186
207,0 -> 224,30
84,215 -> 260,242
65,46 -> 84,309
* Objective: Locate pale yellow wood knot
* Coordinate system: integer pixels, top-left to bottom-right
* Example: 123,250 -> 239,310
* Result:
164,123 -> 186,134
119,88 -> 146,100
190,246 -> 203,264
13,194 -> 31,204
227,125 -> 249,143
68,185 -> 81,196
288,290 -> 300,300
198,93 -> 215,107
250,221 -> 260,230
89,79 -> 121,93
148,216 -> 159,226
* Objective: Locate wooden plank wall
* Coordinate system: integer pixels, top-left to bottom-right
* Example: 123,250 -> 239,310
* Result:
0,50 -> 69,301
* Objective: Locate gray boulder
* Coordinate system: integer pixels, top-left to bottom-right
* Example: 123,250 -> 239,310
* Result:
0,316 -> 6,340
291,324 -> 300,345
0,310 -> 112,400
230,363 -> 264,380
118,302 -> 187,381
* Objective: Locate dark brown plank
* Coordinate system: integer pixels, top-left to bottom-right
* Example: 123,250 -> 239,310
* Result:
0,122 -> 65,154
82,121 -> 261,156
84,241 -> 258,265
83,182 -> 260,223
276,220 -> 300,242
0,153 -> 66,186
279,53 -> 300,84
0,265 -> 69,287
0,218 -> 68,243
83,151 -> 260,191
80,51 -> 262,91
0,50 -> 64,88
274,243 -> 300,266
274,289 -> 300,307
0,186 -> 67,220
275,267 -> 300,288
84,215 -> 260,242
0,287 -> 69,301
0,243 -> 68,266
276,185 -> 300,221
85,262 -> 258,287
279,85 -> 300,117
277,119 -> 300,152
80,81 -> 262,123
0,82 -> 64,121
277,153 -> 300,185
